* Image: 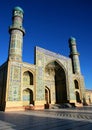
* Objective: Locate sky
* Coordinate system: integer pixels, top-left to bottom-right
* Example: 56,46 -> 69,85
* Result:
0,0 -> 92,89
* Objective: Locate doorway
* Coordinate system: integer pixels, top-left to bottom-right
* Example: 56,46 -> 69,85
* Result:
23,88 -> 33,106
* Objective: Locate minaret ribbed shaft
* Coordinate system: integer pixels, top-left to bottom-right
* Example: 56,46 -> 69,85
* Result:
8,6 -> 25,61
69,37 -> 81,74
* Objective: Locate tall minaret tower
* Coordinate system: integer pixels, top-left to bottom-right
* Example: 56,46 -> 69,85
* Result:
69,37 -> 81,74
8,6 -> 25,61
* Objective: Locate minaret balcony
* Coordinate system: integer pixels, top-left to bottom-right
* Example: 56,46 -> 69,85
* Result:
70,52 -> 79,55
9,25 -> 25,35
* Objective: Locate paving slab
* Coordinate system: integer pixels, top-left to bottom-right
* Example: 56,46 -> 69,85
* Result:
0,106 -> 92,130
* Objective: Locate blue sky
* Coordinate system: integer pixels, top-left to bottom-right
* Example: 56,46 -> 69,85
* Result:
0,0 -> 92,89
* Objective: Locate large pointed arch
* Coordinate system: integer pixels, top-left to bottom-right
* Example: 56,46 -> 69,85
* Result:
45,60 -> 68,104
45,59 -> 67,74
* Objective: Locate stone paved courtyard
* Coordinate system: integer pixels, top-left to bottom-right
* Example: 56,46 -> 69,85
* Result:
0,106 -> 92,130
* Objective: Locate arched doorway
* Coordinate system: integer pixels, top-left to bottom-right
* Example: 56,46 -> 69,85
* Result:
45,87 -> 51,104
75,91 -> 81,103
23,88 -> 33,106
45,61 -> 67,104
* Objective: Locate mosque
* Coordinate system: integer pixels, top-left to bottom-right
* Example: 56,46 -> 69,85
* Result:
0,7 -> 91,111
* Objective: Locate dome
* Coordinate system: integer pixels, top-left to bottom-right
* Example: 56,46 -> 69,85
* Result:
13,6 -> 24,13
68,37 -> 76,44
69,37 -> 76,41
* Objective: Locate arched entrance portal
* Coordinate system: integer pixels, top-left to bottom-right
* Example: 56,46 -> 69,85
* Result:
45,61 -> 67,104
55,62 -> 67,103
23,88 -> 33,106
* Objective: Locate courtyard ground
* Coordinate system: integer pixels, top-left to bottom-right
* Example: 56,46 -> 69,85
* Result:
0,105 -> 92,130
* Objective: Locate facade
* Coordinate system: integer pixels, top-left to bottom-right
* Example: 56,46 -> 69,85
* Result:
0,7 -> 89,111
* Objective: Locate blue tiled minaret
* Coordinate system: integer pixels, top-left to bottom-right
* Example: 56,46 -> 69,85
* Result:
8,6 -> 25,61
69,37 -> 81,74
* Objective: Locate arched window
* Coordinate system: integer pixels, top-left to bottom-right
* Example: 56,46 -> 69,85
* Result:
74,80 -> 79,89
23,71 -> 33,85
